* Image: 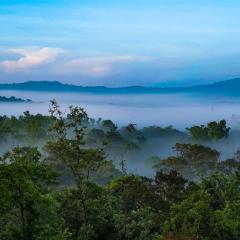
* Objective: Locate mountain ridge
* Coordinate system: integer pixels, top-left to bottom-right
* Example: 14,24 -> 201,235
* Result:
0,78 -> 240,95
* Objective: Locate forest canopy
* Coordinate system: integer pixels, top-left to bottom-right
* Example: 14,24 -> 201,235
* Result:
0,100 -> 240,240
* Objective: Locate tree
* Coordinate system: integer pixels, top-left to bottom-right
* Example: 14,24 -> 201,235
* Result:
46,100 -> 112,239
86,128 -> 105,145
154,170 -> 188,210
142,125 -> 180,138
207,120 -> 230,140
101,120 -> 117,132
187,120 -> 230,141
0,147 -> 68,240
125,123 -> 137,134
103,128 -> 123,146
164,173 -> 240,240
109,175 -> 155,212
186,125 -> 209,140
58,182 -> 116,240
121,124 -> 144,141
154,143 -> 220,179
108,175 -> 163,240
218,158 -> 240,174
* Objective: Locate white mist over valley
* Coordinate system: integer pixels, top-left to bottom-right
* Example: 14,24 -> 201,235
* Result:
1,90 -> 240,129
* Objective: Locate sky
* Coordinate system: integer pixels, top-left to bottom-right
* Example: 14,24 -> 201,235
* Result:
1,0 -> 240,86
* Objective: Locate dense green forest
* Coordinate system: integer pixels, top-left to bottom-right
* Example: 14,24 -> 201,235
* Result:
0,100 -> 240,240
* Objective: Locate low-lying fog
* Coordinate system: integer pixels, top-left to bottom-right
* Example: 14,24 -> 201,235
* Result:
1,90 -> 240,130
1,90 -> 240,178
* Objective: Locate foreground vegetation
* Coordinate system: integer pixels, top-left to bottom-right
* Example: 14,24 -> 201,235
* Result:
0,100 -> 240,240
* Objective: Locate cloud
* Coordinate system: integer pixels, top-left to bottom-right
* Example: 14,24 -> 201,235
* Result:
59,55 -> 154,77
0,47 -> 63,72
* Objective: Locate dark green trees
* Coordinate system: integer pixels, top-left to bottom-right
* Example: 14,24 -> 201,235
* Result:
1,102 -> 240,240
187,120 -> 230,140
165,172 -> 240,240
0,147 -> 68,240
155,143 -> 220,179
46,100 -> 114,239
47,100 -> 108,184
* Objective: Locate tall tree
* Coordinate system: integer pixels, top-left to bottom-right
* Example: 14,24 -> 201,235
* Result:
46,100 -> 111,239
0,147 -> 68,240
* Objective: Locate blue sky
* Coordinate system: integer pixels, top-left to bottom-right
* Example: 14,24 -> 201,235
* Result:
1,0 -> 240,86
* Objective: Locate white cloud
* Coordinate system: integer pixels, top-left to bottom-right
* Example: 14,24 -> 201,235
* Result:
0,47 -> 63,72
0,48 -> 154,79
59,55 -> 154,77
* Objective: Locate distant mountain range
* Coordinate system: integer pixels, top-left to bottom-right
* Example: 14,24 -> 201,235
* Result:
0,78 -> 240,96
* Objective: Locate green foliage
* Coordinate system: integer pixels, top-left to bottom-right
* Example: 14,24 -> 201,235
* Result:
86,128 -> 105,145
187,120 -> 231,141
108,171 -> 188,240
0,111 -> 53,142
0,147 -> 68,240
58,182 -> 116,240
103,128 -> 123,145
164,172 -> 240,240
46,100 -> 119,239
218,158 -> 240,174
154,170 -> 188,208
47,100 -> 108,183
0,102 -> 239,240
109,175 -> 156,212
155,143 -> 220,179
142,125 -> 181,138
207,120 -> 231,140
186,124 -> 209,140
101,120 -> 117,132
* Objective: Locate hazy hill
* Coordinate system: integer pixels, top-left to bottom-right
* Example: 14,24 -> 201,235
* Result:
0,78 -> 240,95
0,96 -> 31,102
